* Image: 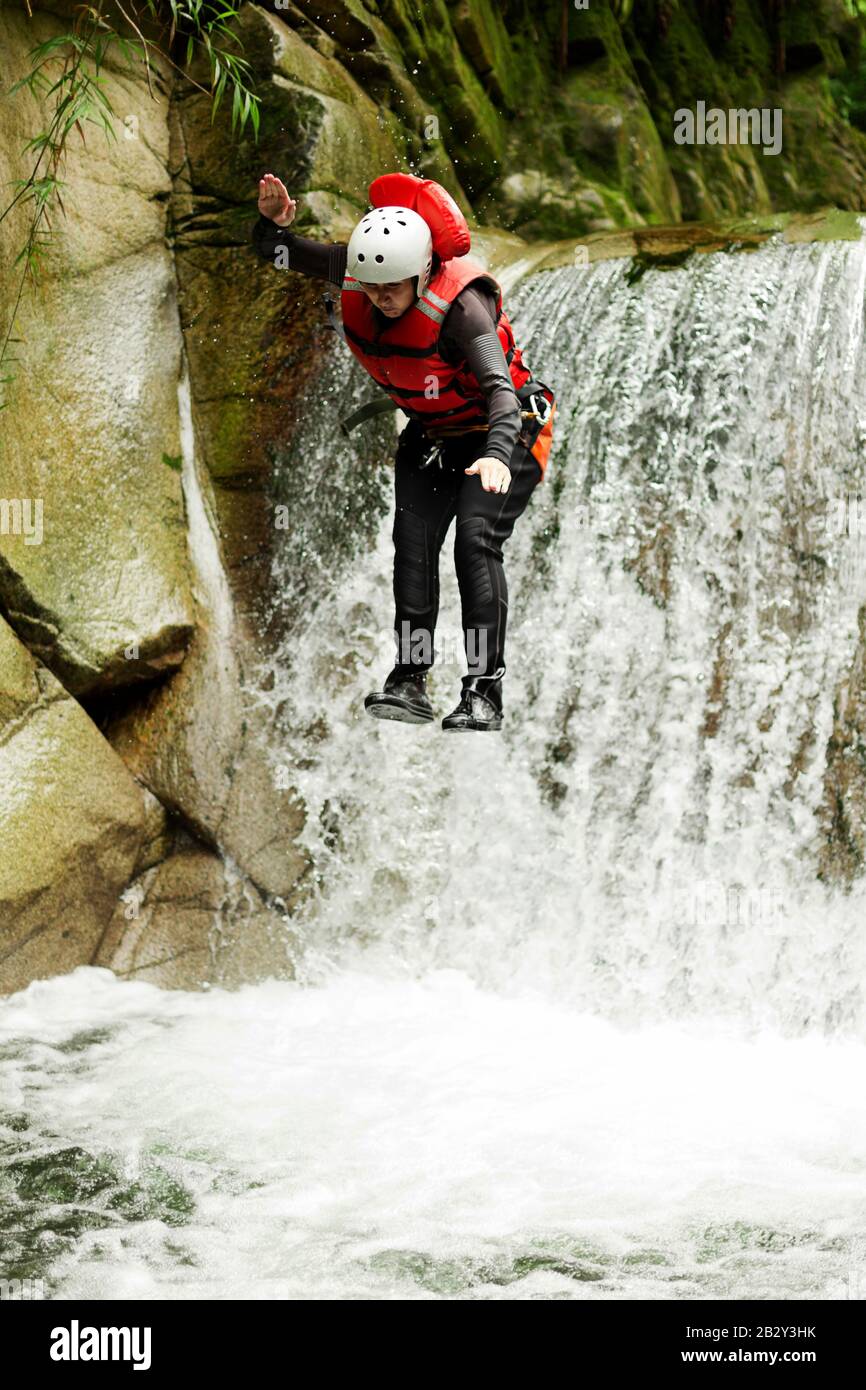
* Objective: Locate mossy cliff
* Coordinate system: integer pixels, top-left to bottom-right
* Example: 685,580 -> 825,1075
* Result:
242,0 -> 866,240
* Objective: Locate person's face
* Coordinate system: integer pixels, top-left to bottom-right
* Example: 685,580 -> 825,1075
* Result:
358,277 -> 416,317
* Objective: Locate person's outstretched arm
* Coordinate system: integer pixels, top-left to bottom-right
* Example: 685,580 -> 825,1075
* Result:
253,173 -> 347,286
439,286 -> 523,476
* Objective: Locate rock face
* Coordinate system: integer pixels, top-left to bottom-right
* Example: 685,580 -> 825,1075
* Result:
0,12 -> 196,698
498,0 -> 866,234
104,607 -> 312,903
94,844 -> 298,990
221,0 -> 866,238
0,617 -> 147,995
819,607 -> 866,884
0,7 -> 306,992
167,3 -> 405,634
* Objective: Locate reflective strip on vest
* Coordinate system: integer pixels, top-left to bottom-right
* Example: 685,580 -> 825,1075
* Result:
414,296 -> 447,324
423,288 -> 451,310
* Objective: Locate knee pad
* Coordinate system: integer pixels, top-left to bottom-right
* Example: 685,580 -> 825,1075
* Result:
393,508 -> 431,614
454,516 -> 495,613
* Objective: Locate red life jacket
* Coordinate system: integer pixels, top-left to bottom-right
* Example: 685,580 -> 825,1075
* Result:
340,256 -> 533,433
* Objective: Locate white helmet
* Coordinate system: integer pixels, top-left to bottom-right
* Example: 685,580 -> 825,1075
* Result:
347,205 -> 433,293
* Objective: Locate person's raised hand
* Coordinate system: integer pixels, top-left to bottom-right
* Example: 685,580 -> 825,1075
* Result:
258,173 -> 296,228
465,456 -> 511,494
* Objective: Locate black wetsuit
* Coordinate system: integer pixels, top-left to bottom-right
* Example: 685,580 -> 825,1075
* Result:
252,215 -> 545,683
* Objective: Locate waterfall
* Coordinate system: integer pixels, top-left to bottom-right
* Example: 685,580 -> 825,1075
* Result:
3,235 -> 866,1302
262,232 -> 866,1039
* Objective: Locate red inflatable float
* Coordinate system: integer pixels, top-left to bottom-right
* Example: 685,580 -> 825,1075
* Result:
367,172 -> 472,261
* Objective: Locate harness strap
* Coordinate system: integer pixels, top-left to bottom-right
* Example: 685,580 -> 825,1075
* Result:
339,396 -> 399,438
323,292 -> 347,344
427,422 -> 489,436
429,409 -> 542,439
341,396 -> 550,440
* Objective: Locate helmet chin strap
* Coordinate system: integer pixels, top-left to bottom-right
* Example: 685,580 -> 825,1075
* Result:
416,256 -> 437,299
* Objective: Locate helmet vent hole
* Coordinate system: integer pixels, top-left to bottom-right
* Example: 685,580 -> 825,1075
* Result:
375,254 -> 384,262
383,227 -> 390,234
357,253 -> 365,262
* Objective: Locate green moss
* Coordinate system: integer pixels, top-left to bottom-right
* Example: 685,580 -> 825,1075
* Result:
250,0 -> 866,241
782,205 -> 864,241
780,0 -> 849,74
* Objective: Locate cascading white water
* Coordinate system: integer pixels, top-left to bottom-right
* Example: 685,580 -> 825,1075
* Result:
266,232 -> 866,1037
2,236 -> 866,1301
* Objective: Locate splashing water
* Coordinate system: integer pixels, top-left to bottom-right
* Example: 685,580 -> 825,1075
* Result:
1,969 -> 864,1300
3,237 -> 866,1300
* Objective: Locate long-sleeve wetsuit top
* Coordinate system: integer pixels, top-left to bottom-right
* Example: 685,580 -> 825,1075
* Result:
251,215 -> 521,466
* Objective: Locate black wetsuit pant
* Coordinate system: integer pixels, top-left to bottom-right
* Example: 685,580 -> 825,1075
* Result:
390,418 -> 543,684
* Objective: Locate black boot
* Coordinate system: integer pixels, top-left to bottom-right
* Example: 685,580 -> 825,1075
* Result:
364,667 -> 434,725
442,668 -> 504,732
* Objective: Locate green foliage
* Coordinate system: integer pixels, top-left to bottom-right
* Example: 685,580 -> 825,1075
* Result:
830,24 -> 866,132
141,2 -> 261,136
